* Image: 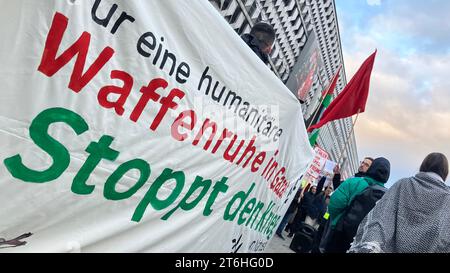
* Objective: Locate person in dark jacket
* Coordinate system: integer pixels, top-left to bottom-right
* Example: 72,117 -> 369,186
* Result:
318,159 -> 373,250
241,22 -> 275,65
309,186 -> 332,221
325,157 -> 391,253
287,185 -> 317,237
286,175 -> 330,235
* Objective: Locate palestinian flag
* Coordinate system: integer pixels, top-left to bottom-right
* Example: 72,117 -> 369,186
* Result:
307,66 -> 341,146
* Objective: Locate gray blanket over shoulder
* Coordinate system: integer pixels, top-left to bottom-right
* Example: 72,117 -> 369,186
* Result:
349,172 -> 450,253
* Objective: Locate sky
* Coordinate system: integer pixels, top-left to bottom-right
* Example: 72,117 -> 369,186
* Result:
335,0 -> 450,186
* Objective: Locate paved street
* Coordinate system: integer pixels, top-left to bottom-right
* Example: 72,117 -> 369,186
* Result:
264,230 -> 296,253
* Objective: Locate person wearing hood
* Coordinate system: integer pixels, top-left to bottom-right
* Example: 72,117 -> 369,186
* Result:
349,153 -> 450,253
241,22 -> 275,65
324,157 -> 391,253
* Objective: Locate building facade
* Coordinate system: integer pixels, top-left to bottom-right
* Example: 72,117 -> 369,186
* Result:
209,0 -> 359,179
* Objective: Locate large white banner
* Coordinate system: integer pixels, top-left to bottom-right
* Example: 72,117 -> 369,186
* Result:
0,0 -> 314,252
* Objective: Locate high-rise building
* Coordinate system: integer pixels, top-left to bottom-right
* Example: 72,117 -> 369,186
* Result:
209,0 -> 359,179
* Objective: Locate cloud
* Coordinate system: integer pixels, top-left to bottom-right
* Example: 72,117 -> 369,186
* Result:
352,49 -> 450,184
339,0 -> 450,53
336,0 -> 450,184
366,0 -> 381,6
369,0 -> 450,53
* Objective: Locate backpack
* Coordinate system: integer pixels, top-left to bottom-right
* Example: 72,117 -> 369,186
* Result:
336,183 -> 387,241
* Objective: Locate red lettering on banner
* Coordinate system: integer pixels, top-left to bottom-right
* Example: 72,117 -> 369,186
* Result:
38,12 -> 114,93
311,165 -> 321,173
211,129 -> 233,154
130,78 -> 166,122
312,159 -> 321,165
171,110 -> 197,141
150,88 -> 185,131
98,70 -> 133,115
236,136 -> 257,169
251,152 -> 266,173
192,119 -> 218,151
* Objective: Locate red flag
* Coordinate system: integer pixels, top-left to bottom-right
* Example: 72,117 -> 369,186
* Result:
307,50 -> 376,132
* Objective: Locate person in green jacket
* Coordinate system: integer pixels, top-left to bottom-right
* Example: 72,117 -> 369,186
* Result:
325,157 -> 391,253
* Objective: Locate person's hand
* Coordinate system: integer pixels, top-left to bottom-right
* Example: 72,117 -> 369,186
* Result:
333,165 -> 340,174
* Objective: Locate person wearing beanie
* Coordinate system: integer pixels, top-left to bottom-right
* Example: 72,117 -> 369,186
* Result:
324,157 -> 391,253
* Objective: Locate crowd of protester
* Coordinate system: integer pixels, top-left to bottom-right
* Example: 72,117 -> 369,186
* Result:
276,153 -> 449,253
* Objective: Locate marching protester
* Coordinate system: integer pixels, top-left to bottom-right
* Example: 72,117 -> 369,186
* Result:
241,21 -> 275,65
324,157 -> 391,253
349,153 -> 450,253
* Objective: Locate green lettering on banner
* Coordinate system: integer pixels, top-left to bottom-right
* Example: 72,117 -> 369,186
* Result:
238,197 -> 256,225
132,168 -> 185,222
263,210 -> 278,236
255,201 -> 275,232
4,107 -> 88,182
161,176 -> 212,220
266,215 -> 281,236
3,107 -> 281,237
104,159 -> 150,200
223,183 -> 255,221
203,177 -> 229,216
71,135 -> 119,195
246,201 -> 265,228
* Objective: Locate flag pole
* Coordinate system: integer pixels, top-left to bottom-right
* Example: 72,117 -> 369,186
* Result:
336,108 -> 361,166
